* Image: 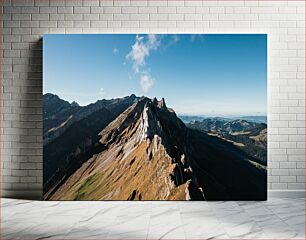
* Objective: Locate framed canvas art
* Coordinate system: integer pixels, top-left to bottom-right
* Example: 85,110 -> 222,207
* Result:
43,34 -> 267,200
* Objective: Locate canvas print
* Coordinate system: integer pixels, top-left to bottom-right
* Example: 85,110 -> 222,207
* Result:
43,34 -> 267,200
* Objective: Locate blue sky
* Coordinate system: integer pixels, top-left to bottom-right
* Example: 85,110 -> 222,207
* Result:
43,34 -> 267,116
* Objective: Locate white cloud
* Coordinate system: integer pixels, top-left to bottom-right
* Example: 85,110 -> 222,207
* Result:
127,41 -> 149,72
148,34 -> 160,49
140,74 -> 154,93
126,35 -> 161,93
113,48 -> 119,54
126,34 -> 160,73
127,34 -> 184,94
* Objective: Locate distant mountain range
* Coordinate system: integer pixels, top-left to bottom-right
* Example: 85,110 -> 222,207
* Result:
179,115 -> 267,124
43,94 -> 267,200
187,118 -> 267,164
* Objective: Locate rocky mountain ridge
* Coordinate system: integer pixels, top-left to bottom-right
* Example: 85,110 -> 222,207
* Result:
44,96 -> 266,200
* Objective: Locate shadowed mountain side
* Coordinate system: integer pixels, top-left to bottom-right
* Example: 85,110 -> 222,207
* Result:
43,94 -> 138,193
44,97 -> 267,201
43,93 -> 80,134
43,108 -> 113,194
186,129 -> 267,200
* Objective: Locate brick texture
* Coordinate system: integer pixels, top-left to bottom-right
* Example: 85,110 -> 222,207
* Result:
0,0 -> 305,198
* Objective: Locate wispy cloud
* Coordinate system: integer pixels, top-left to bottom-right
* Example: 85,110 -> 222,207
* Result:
126,35 -> 179,93
126,35 -> 161,93
158,35 -> 179,54
140,73 -> 154,93
126,34 -> 161,73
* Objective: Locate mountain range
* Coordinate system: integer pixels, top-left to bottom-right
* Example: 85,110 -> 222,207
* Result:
187,118 -> 267,165
179,115 -> 267,124
43,94 -> 267,200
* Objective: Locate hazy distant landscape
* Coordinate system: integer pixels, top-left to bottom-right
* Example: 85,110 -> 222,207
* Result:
179,115 -> 267,124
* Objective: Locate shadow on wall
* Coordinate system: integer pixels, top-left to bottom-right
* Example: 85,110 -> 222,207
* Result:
8,38 -> 44,200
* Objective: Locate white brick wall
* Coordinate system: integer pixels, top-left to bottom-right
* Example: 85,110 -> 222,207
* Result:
1,0 -> 305,198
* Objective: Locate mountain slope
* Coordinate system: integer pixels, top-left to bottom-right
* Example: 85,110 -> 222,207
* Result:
43,93 -> 80,135
44,97 -> 266,200
43,94 -> 138,193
